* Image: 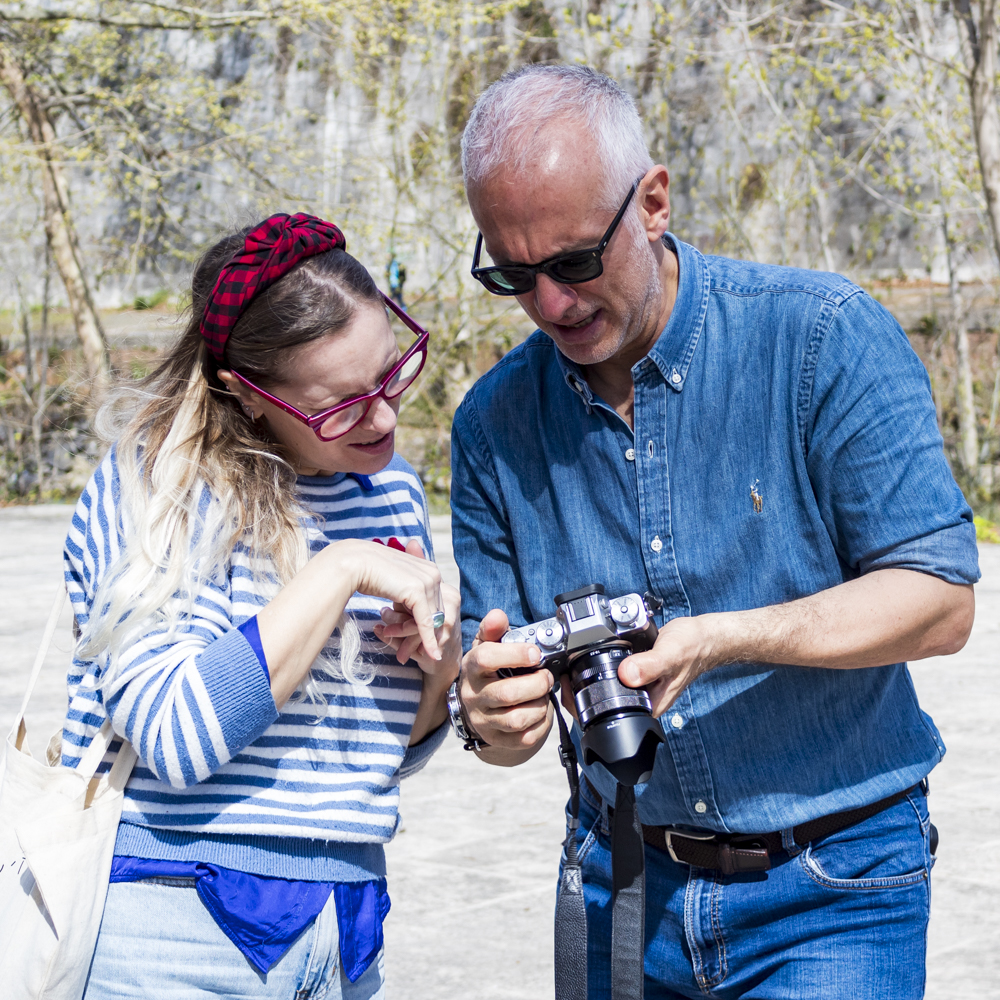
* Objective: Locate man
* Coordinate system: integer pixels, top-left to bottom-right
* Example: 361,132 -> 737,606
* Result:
446,64 -> 979,998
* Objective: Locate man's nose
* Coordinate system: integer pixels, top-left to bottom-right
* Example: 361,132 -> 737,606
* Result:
526,274 -> 579,323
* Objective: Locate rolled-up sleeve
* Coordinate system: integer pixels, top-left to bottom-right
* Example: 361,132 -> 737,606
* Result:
803,290 -> 980,585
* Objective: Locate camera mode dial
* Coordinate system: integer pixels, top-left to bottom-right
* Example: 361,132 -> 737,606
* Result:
610,597 -> 641,626
536,619 -> 565,649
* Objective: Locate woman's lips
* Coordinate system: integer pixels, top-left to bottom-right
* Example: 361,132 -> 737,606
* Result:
349,431 -> 394,455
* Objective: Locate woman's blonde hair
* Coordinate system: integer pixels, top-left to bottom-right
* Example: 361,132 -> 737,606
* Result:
80,227 -> 385,688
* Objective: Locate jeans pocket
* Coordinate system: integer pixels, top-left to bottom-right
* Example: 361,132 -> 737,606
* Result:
799,794 -> 930,891
567,788 -> 604,870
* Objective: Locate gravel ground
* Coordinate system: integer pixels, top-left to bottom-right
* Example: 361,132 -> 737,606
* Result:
1,505 -> 996,999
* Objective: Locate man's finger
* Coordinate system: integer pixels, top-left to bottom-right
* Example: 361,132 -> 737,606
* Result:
405,539 -> 426,560
618,649 -> 667,688
474,609 -> 510,645
470,640 -> 541,674
559,674 -> 578,720
474,669 -> 553,709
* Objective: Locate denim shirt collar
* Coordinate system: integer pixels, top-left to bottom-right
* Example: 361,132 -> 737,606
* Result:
556,234 -> 710,411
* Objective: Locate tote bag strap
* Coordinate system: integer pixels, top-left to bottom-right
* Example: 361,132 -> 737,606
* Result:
9,585 -> 68,747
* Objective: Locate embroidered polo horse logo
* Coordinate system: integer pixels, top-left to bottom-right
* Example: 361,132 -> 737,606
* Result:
750,479 -> 763,514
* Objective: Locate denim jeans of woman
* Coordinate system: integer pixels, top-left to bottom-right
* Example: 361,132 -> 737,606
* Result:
82,879 -> 385,1000
570,781 -> 933,999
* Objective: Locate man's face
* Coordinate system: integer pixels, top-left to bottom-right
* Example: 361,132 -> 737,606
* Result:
468,131 -> 664,367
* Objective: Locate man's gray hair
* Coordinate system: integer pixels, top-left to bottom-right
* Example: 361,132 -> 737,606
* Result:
461,65 -> 653,209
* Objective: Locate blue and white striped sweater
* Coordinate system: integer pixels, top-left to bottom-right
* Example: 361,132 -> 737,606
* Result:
62,448 -> 446,882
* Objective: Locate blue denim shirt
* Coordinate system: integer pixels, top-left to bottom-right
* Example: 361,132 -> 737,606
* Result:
450,236 -> 980,834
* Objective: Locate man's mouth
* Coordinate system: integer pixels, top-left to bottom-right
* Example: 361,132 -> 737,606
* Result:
552,309 -> 601,337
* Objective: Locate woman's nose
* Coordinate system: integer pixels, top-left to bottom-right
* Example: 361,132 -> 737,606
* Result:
365,396 -> 398,434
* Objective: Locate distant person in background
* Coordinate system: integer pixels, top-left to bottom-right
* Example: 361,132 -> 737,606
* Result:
64,213 -> 460,999
446,65 -> 979,999
387,254 -> 407,308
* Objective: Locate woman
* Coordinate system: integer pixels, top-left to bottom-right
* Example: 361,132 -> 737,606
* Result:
62,214 -> 461,998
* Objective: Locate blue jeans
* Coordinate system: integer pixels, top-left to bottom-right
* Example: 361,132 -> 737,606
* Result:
571,782 -> 933,999
83,879 -> 385,1000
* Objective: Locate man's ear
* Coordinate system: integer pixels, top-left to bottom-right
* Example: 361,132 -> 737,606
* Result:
638,165 -> 671,243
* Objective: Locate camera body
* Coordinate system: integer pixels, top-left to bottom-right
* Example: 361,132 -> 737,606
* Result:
502,584 -> 664,785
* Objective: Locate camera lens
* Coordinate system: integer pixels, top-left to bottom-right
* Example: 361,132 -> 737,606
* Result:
571,645 -> 653,728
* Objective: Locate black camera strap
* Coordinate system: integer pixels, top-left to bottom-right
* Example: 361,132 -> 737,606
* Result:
551,693 -> 646,1000
610,782 -> 645,1000
552,691 -> 587,1000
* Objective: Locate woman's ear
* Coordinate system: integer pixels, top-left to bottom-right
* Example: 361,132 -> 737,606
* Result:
217,370 -> 260,419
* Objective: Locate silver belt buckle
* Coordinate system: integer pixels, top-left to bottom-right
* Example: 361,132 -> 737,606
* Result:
663,827 -> 717,864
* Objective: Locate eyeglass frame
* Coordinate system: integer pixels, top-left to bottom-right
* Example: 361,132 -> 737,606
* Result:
227,291 -> 429,442
470,178 -> 642,296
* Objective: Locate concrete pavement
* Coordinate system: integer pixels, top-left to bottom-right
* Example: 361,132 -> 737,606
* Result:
1,505 -> 996,999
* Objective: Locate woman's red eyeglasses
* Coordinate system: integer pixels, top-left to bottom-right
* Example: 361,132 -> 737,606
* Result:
229,293 -> 428,442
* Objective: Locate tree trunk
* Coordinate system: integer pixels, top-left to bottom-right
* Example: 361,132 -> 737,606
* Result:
943,214 -> 980,476
0,43 -> 109,396
958,0 -> 1000,266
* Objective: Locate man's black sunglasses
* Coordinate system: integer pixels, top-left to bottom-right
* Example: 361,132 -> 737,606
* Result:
471,179 -> 641,296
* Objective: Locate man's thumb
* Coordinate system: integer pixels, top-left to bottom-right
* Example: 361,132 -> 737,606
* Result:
619,652 -> 651,688
476,608 -> 510,644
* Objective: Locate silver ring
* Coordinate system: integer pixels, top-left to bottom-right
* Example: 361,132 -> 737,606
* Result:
431,611 -> 446,630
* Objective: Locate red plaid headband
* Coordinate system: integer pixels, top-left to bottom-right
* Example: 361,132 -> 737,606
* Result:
200,213 -> 347,362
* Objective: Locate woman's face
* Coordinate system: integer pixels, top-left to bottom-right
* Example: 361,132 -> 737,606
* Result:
219,302 -> 404,477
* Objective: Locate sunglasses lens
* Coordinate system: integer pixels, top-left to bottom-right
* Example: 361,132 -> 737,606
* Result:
318,400 -> 367,440
480,268 -> 534,295
550,252 -> 602,284
385,349 -> 424,398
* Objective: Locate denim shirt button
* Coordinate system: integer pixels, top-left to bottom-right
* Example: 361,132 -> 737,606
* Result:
670,713 -> 684,729
650,535 -> 663,553
625,448 -> 636,461
694,800 -> 708,814
671,371 -> 682,384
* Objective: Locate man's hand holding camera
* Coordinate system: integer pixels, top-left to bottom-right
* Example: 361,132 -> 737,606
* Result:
460,610 -> 555,763
458,608 -> 714,758
617,614 -> 717,717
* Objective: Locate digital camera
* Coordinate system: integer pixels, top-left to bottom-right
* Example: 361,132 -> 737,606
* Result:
502,584 -> 664,785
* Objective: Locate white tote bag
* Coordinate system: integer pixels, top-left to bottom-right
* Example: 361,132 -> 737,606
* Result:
0,587 -> 137,1000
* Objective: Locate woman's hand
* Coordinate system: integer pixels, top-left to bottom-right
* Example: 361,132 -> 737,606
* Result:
257,536 -> 449,709
370,540 -> 462,744
372,541 -> 461,678
332,537 -> 447,661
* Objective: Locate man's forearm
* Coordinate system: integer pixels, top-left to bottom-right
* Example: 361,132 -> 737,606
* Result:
706,568 -> 974,670
620,567 -> 975,715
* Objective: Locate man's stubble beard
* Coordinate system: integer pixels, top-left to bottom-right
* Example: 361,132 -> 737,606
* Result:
586,235 -> 664,368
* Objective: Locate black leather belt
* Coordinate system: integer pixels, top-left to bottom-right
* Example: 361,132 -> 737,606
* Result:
598,780 -> 918,876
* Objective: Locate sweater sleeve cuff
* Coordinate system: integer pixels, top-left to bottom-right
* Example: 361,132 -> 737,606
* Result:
237,615 -> 269,682
197,627 -> 279,757
399,719 -> 449,779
